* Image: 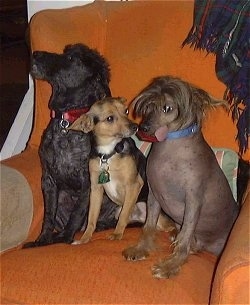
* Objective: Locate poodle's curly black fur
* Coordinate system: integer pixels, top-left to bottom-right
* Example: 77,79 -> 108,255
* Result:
24,44 -> 119,247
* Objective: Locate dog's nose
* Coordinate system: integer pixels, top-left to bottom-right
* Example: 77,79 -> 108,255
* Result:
32,51 -> 39,58
131,123 -> 138,132
32,51 -> 43,59
140,124 -> 149,133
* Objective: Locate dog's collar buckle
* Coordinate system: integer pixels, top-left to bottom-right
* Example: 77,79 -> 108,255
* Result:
60,115 -> 70,134
51,107 -> 89,134
100,155 -> 109,165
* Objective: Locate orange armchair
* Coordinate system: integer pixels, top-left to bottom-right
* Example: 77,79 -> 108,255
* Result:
1,2 -> 249,304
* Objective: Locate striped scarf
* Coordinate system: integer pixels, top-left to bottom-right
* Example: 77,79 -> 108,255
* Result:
183,0 -> 250,154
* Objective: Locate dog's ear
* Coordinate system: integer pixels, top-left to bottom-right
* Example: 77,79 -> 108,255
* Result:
67,114 -> 94,133
190,86 -> 228,126
192,87 -> 226,109
117,97 -> 127,104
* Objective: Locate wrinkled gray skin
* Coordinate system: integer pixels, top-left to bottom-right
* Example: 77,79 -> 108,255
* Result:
147,133 -> 238,255
123,76 -> 239,278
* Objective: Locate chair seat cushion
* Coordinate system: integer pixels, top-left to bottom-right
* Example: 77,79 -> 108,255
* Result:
1,228 -> 216,304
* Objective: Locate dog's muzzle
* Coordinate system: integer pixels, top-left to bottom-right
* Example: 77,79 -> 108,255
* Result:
136,130 -> 158,142
136,124 -> 158,142
137,123 -> 199,142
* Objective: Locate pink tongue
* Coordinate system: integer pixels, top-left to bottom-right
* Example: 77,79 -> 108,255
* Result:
155,126 -> 168,141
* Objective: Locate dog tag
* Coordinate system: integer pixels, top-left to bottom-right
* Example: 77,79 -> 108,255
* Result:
98,169 -> 110,184
61,128 -> 68,135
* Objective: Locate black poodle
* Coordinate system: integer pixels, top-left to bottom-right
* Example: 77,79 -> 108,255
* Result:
24,44 -> 119,247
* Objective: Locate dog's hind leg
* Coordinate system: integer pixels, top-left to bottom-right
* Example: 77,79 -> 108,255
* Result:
156,213 -> 178,242
122,188 -> 161,260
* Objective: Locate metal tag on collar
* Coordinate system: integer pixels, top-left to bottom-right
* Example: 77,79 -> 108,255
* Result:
100,155 -> 108,166
60,114 -> 70,135
98,155 -> 110,184
98,169 -> 110,184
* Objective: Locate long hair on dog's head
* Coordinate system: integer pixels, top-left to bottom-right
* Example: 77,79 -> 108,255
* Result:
132,76 -> 225,130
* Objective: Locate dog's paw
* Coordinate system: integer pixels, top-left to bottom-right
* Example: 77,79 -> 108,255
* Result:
71,240 -> 83,245
108,232 -> 123,240
23,233 -> 54,248
152,258 -> 181,279
51,232 -> 73,244
169,228 -> 178,243
72,236 -> 90,245
122,246 -> 149,261
22,241 -> 42,248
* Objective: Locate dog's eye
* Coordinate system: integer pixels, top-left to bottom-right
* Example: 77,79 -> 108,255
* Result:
125,109 -> 129,115
162,105 -> 173,113
67,55 -> 73,61
106,116 -> 114,123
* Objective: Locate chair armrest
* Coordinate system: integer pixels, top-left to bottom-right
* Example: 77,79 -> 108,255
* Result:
0,165 -> 33,252
210,180 -> 250,304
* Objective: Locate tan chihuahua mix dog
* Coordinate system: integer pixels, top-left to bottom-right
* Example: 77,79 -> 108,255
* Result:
69,97 -> 148,243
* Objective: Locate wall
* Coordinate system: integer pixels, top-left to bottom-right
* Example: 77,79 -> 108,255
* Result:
27,1 -> 93,21
0,0 -> 93,160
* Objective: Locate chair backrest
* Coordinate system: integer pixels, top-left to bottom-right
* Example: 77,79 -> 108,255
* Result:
29,1 -> 243,157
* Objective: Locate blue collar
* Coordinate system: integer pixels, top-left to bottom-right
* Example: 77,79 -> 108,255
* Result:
167,123 -> 199,140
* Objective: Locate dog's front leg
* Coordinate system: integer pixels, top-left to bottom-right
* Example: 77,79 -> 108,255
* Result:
152,194 -> 202,278
122,187 -> 161,260
73,184 -> 104,244
109,181 -> 142,240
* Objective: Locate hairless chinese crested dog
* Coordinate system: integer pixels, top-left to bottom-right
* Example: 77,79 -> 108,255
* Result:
123,76 -> 239,278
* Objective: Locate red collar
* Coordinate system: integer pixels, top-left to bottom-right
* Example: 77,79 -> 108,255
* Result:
51,107 -> 89,123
